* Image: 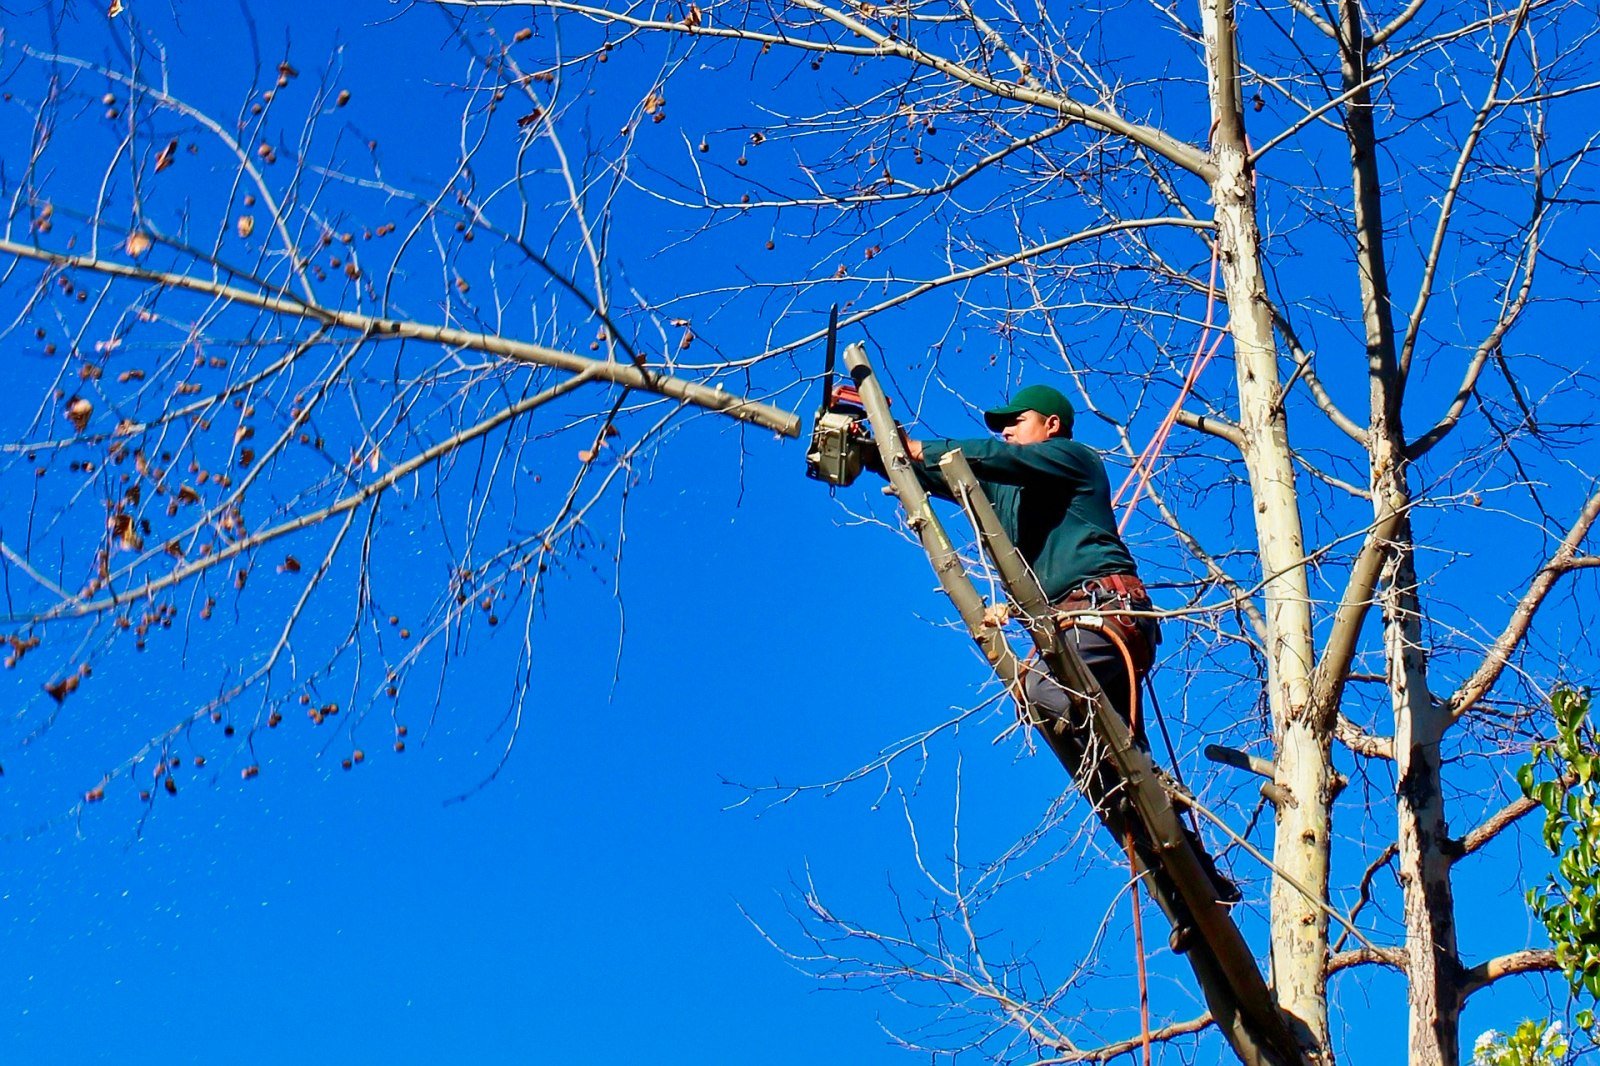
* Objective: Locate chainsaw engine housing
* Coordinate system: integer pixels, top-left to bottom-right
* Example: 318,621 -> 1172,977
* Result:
806,410 -> 867,487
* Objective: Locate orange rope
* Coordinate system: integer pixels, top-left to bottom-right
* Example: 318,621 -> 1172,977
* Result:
1114,242 -> 1225,534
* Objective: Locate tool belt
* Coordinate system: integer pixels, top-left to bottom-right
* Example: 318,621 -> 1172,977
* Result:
1054,572 -> 1156,674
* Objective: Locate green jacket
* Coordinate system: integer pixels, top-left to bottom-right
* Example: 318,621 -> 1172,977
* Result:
914,437 -> 1137,602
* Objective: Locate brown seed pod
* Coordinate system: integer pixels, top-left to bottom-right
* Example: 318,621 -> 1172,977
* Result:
65,396 -> 93,432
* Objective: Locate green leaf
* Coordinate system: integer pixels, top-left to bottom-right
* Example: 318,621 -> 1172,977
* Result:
1519,761 -> 1538,797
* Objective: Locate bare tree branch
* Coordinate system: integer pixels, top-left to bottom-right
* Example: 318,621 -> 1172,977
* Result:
0,237 -> 800,437
1036,1013 -> 1215,1064
1173,407 -> 1244,446
1448,486 -> 1600,722
1448,793 -> 1548,861
1268,303 -> 1367,444
1460,949 -> 1560,999
1334,715 -> 1394,760
444,0 -> 1219,178
1308,502 -> 1408,729
1328,946 -> 1408,975
1399,0 -> 1536,387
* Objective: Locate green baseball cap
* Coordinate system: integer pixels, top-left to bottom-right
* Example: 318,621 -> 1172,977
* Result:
983,384 -> 1076,436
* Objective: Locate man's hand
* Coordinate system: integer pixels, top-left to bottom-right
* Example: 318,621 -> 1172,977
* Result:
903,437 -> 925,462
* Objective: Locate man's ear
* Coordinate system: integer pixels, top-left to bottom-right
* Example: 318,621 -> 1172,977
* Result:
1043,414 -> 1063,438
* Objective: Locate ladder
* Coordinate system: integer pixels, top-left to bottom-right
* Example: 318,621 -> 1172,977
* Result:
841,342 -> 1311,1066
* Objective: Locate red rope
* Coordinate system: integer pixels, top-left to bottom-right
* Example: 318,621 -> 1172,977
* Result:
1114,242 -> 1225,533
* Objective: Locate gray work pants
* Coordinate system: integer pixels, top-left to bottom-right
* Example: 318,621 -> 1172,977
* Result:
1019,619 -> 1152,747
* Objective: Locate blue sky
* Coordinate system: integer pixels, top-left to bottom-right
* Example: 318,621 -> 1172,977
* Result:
1,0 -> 1594,1062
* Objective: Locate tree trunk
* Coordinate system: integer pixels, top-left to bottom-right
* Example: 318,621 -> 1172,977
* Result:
1385,505 -> 1461,1065
1337,2 -> 1462,1057
1201,0 -> 1331,1056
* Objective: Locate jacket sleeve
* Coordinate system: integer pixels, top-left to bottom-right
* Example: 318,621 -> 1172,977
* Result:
909,453 -> 955,500
860,438 -> 956,501
921,437 -> 1090,487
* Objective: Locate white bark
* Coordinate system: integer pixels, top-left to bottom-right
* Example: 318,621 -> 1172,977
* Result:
1201,0 -> 1330,1056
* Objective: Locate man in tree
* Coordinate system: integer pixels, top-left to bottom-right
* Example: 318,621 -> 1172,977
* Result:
890,384 -> 1159,731
871,383 -> 1242,926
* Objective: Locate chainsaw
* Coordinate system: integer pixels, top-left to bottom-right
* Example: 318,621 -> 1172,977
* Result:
804,305 -> 872,487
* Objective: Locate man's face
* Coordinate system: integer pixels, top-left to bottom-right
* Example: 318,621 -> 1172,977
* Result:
1000,410 -> 1060,445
